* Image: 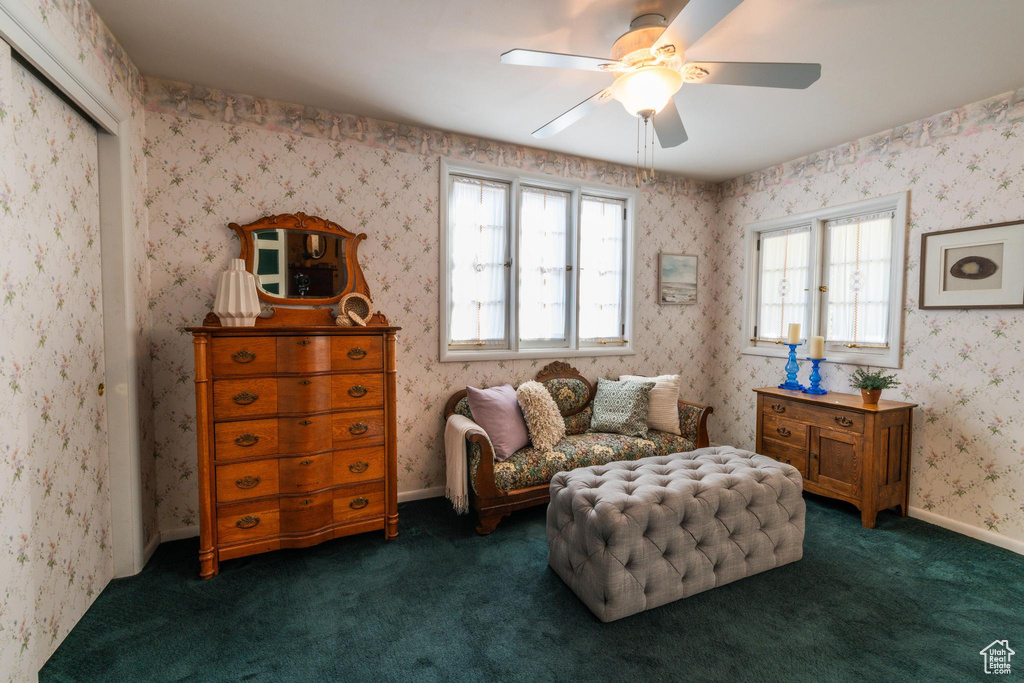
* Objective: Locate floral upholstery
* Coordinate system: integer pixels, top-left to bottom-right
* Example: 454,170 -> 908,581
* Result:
542,378 -> 591,415
562,405 -> 592,435
453,396 -> 473,420
468,430 -> 696,493
678,402 -> 704,444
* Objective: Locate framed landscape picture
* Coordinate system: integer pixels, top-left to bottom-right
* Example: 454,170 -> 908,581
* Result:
920,220 -> 1024,309
658,253 -> 697,305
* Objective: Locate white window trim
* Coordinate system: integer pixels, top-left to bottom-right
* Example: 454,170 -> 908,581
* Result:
438,157 -> 637,363
742,192 -> 908,369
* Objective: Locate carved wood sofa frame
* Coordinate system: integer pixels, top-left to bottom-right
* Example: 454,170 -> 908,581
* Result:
443,362 -> 713,535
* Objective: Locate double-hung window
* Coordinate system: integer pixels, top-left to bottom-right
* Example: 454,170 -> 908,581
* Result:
441,160 -> 635,362
744,193 -> 908,368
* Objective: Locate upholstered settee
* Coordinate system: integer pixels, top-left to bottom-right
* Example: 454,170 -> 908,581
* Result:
443,361 -> 713,534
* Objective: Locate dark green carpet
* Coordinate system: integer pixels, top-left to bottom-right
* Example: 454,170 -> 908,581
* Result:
42,495 -> 1022,682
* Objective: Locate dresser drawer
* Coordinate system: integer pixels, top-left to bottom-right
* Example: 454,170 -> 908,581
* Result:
211,337 -> 276,377
334,445 -> 385,485
215,459 -> 280,503
760,438 -> 807,475
333,409 -> 385,448
333,483 -> 385,523
277,336 -> 331,374
214,418 -> 279,460
278,375 -> 331,414
279,415 -> 332,454
332,372 -> 384,409
332,336 -> 383,372
280,491 -> 333,533
763,397 -> 864,434
762,414 -> 807,449
213,378 -> 278,419
218,501 -> 281,544
279,452 -> 333,493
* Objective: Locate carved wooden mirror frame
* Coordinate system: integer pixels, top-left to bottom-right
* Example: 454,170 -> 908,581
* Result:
230,212 -> 370,306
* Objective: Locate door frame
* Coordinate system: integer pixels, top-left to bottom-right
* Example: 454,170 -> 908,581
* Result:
0,1 -> 147,577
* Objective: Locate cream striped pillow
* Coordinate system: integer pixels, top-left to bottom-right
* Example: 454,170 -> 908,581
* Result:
619,374 -> 681,435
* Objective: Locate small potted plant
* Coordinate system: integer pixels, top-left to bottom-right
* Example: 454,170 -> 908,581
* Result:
851,368 -> 900,405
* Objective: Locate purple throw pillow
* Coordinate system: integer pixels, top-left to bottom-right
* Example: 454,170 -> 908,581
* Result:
466,384 -> 530,462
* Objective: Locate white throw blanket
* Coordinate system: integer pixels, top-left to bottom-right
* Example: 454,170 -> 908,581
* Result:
445,414 -> 489,514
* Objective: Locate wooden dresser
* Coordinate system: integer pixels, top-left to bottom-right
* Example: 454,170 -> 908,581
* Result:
754,387 -> 916,528
189,310 -> 400,578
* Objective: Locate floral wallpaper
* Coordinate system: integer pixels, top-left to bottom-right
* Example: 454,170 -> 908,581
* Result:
141,77 -> 718,534
711,86 -> 1024,545
0,48 -> 110,679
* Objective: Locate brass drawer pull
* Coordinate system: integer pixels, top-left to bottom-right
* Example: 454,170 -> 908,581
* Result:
299,419 -> 314,426
347,347 -> 367,360
300,458 -> 314,466
835,416 -> 854,427
232,350 -> 256,364
232,392 -> 259,405
348,385 -> 367,398
297,339 -> 312,346
349,461 -> 369,474
236,475 -> 261,489
235,433 -> 259,447
236,515 -> 260,529
298,380 -> 313,386
300,498 -> 314,506
348,422 -> 368,435
349,497 -> 369,510
770,403 -> 786,414
776,426 -> 791,437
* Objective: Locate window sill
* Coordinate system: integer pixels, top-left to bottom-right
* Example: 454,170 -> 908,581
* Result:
439,345 -> 635,363
741,344 -> 900,369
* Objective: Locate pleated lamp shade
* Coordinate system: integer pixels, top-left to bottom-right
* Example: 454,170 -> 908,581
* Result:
213,258 -> 261,327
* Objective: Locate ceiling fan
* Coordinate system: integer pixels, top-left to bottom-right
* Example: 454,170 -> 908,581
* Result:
499,0 -> 821,152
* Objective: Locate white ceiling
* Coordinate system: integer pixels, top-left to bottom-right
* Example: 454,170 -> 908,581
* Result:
92,0 -> 1024,181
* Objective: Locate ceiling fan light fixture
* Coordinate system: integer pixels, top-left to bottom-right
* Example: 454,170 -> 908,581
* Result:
610,66 -> 683,117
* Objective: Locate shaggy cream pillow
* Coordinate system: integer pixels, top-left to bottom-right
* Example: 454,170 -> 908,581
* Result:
516,381 -> 566,452
620,374 -> 681,435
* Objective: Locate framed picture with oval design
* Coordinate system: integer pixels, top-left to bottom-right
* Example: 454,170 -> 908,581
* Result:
920,220 -> 1024,309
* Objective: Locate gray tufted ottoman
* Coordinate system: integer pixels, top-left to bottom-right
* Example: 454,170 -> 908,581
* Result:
547,446 -> 805,622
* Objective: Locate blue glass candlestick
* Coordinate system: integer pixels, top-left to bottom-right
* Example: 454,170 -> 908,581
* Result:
802,358 -> 827,395
778,344 -> 805,391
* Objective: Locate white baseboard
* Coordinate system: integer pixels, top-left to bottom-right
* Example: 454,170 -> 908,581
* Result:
398,486 -> 444,503
160,525 -> 200,542
909,507 -> 1024,556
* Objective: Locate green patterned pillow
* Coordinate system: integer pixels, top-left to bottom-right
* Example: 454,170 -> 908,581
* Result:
588,378 -> 655,437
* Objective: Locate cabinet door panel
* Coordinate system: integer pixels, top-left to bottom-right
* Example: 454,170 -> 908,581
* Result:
810,428 -> 860,497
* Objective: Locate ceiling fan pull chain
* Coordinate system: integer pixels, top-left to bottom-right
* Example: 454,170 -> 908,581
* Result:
635,115 -> 641,187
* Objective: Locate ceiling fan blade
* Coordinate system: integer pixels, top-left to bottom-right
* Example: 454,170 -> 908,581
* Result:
532,89 -> 610,139
653,100 -> 688,148
653,0 -> 743,53
686,61 -> 821,89
500,49 -> 622,72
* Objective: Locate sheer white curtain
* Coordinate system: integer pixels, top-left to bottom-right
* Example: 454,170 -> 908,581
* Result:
448,176 -> 509,345
824,212 -> 893,345
519,187 -> 569,342
579,196 -> 625,340
757,226 -> 811,340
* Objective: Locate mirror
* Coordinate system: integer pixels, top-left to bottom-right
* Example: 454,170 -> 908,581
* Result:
230,213 -> 370,306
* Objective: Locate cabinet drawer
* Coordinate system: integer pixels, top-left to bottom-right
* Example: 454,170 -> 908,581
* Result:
333,484 -> 385,523
762,414 -> 807,449
760,438 -> 807,475
280,491 -> 333,533
332,336 -> 383,372
214,418 -> 279,460
332,372 -> 384,409
218,501 -> 280,544
277,375 -> 331,414
277,336 -> 331,374
279,415 -> 332,454
215,459 -> 280,504
211,337 -> 276,377
334,445 -> 385,485
279,452 -> 333,493
333,409 -> 385,448
213,378 -> 278,419
763,398 -> 863,434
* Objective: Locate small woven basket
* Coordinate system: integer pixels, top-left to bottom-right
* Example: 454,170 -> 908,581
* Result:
336,292 -> 372,326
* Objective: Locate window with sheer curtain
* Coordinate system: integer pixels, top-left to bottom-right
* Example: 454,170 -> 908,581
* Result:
441,162 -> 634,361
744,194 -> 906,368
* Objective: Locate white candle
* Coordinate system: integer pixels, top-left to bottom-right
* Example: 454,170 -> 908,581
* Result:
809,335 -> 825,359
787,323 -> 801,346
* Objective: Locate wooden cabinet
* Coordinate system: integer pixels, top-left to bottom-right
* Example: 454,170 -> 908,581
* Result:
754,387 -> 916,528
190,317 -> 400,578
